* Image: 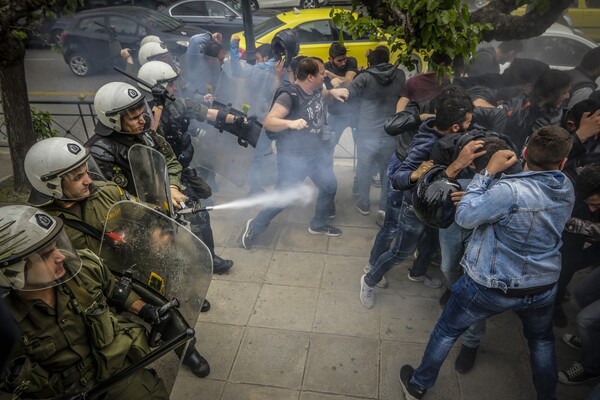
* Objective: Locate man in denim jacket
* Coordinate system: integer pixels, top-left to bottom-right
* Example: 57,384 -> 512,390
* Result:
400,125 -> 575,400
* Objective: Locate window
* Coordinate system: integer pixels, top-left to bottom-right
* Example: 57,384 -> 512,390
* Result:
108,16 -> 138,36
172,1 -> 207,16
521,36 -> 592,67
78,17 -> 107,33
206,1 -> 230,16
254,17 -> 285,38
293,20 -> 332,43
586,0 -> 600,8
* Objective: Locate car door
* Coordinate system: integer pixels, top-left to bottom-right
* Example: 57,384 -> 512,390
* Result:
568,0 -> 600,41
204,0 -> 242,40
332,23 -> 379,68
292,19 -> 333,61
520,34 -> 594,70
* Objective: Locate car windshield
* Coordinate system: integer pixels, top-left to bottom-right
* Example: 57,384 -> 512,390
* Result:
223,0 -> 242,12
254,16 -> 285,38
130,8 -> 183,31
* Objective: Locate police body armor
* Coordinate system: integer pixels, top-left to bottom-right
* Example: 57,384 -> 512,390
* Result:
87,128 -> 169,194
161,99 -> 194,169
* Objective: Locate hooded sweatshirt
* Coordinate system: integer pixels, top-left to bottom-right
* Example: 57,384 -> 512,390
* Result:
346,63 -> 405,139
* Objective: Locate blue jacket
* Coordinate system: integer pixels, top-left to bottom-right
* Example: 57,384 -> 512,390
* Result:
456,170 -> 575,292
391,118 -> 445,205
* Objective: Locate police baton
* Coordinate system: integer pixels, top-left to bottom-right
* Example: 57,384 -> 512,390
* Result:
113,66 -> 175,102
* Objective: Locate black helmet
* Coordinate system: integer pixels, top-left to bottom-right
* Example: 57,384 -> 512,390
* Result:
412,165 -> 461,229
271,29 -> 299,68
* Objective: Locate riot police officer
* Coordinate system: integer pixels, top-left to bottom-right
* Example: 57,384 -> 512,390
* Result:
0,205 -> 170,399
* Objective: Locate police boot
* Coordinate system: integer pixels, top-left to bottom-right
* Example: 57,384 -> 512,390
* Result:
213,255 -> 233,274
183,348 -> 211,378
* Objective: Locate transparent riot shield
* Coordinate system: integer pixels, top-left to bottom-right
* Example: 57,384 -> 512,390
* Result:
128,144 -> 173,218
98,201 -> 212,394
189,59 -> 277,186
99,201 -> 212,332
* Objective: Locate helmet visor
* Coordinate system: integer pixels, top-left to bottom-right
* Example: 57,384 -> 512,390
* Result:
4,229 -> 82,291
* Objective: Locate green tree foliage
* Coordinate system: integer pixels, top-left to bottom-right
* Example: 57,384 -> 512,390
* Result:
332,0 -> 573,76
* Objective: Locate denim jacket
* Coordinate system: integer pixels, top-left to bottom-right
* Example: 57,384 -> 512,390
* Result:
455,170 -> 575,292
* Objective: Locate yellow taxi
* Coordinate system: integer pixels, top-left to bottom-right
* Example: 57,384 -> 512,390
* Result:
566,0 -> 600,42
231,8 -> 417,69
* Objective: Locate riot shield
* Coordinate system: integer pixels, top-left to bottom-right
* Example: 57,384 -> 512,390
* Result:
99,201 -> 212,323
128,144 -> 173,218
98,201 -> 212,394
189,60 -> 277,186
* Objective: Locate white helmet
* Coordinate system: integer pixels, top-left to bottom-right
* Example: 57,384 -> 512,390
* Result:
138,41 -> 169,66
0,205 -> 82,291
137,61 -> 178,93
140,35 -> 163,48
94,81 -> 145,134
24,137 -> 90,200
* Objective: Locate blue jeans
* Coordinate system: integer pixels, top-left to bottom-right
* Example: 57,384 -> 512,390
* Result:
356,136 -> 396,211
364,201 -> 434,287
438,221 -> 484,348
251,147 -> 337,234
573,266 -> 600,374
327,113 -> 353,152
411,275 -> 558,400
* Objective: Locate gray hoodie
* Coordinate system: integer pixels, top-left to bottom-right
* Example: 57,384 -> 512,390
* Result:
347,63 -> 406,139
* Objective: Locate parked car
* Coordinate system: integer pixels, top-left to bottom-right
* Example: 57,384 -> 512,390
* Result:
231,8 -> 424,71
58,6 -> 209,77
565,0 -> 600,42
162,0 -> 271,43
487,23 -> 598,73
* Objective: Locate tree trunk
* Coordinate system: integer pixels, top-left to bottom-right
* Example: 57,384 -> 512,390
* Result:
0,38 -> 36,194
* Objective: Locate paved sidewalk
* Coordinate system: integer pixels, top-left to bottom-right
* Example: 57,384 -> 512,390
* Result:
171,163 -> 597,400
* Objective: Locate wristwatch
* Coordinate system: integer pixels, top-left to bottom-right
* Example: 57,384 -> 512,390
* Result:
479,169 -> 494,179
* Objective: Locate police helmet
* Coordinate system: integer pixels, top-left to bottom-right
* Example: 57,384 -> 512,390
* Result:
412,165 -> 461,229
138,42 -> 170,66
271,29 -> 299,68
140,35 -> 163,48
137,61 -> 178,93
24,137 -> 91,201
94,82 -> 145,134
0,206 -> 82,291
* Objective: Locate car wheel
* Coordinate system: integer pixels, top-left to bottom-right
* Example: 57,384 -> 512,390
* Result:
50,29 -> 63,44
299,0 -> 318,8
68,53 -> 94,77
250,0 -> 259,11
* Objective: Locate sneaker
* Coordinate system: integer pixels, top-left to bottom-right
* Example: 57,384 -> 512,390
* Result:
376,210 -> 385,227
399,365 -> 426,400
562,333 -> 582,350
241,219 -> 256,250
364,264 -> 388,288
455,345 -> 478,374
308,225 -> 342,236
407,271 -> 442,289
559,361 -> 600,385
371,175 -> 381,188
359,274 -> 375,309
553,303 -> 568,328
355,201 -> 370,215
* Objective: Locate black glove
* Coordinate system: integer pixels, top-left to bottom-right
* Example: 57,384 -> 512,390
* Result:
151,84 -> 169,107
138,303 -> 172,325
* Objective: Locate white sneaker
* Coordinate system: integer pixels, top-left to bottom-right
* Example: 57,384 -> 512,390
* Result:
364,264 -> 388,288
360,274 -> 375,309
